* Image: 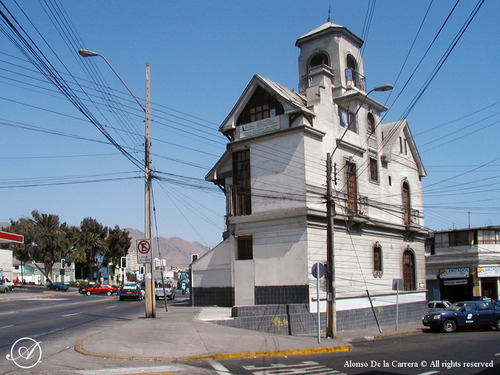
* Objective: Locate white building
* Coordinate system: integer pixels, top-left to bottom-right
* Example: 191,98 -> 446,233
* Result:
192,21 -> 428,329
426,226 -> 500,302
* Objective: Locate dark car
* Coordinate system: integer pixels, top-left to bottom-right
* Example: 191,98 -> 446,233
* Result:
47,282 -> 69,291
119,284 -> 144,301
81,284 -> 117,296
423,300 -> 500,333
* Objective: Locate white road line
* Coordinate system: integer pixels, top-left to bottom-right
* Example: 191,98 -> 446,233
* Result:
209,360 -> 232,374
73,364 -> 189,374
61,312 -> 79,317
418,372 -> 440,375
495,353 -> 500,356
0,324 -> 14,329
105,305 -> 117,309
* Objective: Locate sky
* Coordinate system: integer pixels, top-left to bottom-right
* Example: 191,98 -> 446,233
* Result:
1,0 -> 499,247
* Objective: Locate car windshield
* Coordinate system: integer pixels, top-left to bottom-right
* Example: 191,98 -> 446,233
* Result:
122,285 -> 137,290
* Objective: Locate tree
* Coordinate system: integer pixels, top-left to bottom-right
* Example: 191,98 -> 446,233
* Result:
29,210 -> 69,282
77,217 -> 108,280
105,226 -> 131,281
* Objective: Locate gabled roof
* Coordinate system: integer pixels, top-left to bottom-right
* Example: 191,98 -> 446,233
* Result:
295,22 -> 364,48
380,120 -> 427,177
218,74 -> 313,134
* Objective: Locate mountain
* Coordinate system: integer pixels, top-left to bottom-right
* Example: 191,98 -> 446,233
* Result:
125,228 -> 211,269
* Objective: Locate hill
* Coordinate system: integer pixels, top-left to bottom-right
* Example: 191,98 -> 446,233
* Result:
125,228 -> 211,269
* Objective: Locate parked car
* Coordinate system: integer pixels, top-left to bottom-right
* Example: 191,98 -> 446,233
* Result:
154,281 -> 175,300
13,279 -> 23,288
0,282 -> 11,293
423,300 -> 500,333
47,282 -> 69,291
427,300 -> 452,312
81,284 -> 117,296
118,284 -> 144,301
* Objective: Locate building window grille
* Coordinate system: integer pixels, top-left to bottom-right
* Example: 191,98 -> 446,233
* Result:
403,249 -> 416,291
373,243 -> 383,278
402,181 -> 411,225
369,158 -> 378,182
237,236 -> 253,260
232,150 -> 251,216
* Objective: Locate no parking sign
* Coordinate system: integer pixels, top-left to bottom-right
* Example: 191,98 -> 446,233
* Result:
136,239 -> 152,264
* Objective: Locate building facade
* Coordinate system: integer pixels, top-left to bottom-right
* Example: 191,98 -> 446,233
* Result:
192,21 -> 428,329
426,226 -> 500,302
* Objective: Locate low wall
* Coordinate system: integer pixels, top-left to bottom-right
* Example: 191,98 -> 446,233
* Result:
212,301 -> 427,335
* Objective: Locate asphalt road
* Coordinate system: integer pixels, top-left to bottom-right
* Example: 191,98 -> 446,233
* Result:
184,330 -> 500,375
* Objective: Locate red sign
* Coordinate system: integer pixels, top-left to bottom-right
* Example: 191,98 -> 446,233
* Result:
0,231 -> 24,244
137,240 -> 150,254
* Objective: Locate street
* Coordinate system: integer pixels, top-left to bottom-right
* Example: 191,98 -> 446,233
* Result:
0,288 -> 498,374
189,331 -> 500,375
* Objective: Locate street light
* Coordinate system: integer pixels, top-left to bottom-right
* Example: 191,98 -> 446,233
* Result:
326,83 -> 393,338
78,48 -> 156,318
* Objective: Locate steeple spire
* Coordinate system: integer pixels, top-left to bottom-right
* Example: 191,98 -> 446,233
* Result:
327,6 -> 331,22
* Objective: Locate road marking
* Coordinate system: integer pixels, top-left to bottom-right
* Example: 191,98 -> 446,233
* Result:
105,305 -> 117,309
495,353 -> 500,356
209,360 -> 231,375
61,312 -> 79,317
418,372 -> 440,375
242,361 -> 345,375
0,324 -> 14,329
73,364 -> 188,374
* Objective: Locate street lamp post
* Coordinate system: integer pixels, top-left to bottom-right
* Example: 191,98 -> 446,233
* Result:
78,49 -> 156,318
326,84 -> 392,338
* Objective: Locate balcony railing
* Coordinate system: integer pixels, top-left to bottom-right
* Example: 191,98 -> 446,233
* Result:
346,195 -> 369,217
345,68 -> 366,91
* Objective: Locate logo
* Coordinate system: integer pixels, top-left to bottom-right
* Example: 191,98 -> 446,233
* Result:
6,337 -> 42,369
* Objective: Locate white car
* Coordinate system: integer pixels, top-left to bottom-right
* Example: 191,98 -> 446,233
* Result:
154,281 -> 175,300
427,300 -> 452,312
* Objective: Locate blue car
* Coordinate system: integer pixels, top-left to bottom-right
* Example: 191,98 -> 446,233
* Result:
47,282 -> 69,291
423,300 -> 500,333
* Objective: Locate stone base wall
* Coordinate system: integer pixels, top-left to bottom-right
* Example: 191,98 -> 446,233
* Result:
212,301 -> 427,335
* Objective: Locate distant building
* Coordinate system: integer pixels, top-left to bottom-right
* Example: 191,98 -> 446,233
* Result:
426,226 -> 500,302
192,21 -> 428,330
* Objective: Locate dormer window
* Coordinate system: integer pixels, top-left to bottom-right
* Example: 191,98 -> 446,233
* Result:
237,86 -> 284,126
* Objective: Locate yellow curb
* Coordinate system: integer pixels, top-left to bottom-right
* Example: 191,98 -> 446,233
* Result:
75,323 -> 351,362
373,329 -> 421,340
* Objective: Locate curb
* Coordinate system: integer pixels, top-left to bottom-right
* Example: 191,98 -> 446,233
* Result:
74,322 -> 351,362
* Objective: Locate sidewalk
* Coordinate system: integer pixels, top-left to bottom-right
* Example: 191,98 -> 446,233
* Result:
75,302 -> 422,362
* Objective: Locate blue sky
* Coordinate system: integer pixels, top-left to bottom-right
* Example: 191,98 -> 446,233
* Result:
1,1 -> 499,246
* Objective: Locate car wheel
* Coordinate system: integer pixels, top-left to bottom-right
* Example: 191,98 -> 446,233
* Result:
442,320 -> 456,333
495,319 -> 500,331
106,291 -> 112,296
86,291 -> 91,296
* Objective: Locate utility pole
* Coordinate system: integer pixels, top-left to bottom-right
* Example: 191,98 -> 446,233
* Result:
144,63 -> 156,318
326,153 -> 336,338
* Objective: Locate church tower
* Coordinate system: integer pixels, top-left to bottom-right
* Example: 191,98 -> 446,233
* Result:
296,22 -> 365,96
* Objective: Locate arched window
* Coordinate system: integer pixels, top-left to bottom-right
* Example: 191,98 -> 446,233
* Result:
373,243 -> 383,278
346,54 -> 364,90
237,86 -> 284,126
309,52 -> 329,71
402,181 -> 411,225
403,249 -> 416,291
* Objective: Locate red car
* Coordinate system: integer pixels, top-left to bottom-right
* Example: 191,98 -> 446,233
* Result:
82,284 -> 117,296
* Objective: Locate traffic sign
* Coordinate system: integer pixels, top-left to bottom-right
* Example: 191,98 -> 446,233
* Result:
136,239 -> 152,263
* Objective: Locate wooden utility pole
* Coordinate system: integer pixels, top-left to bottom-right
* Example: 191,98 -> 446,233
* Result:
326,153 -> 336,337
144,63 -> 156,318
